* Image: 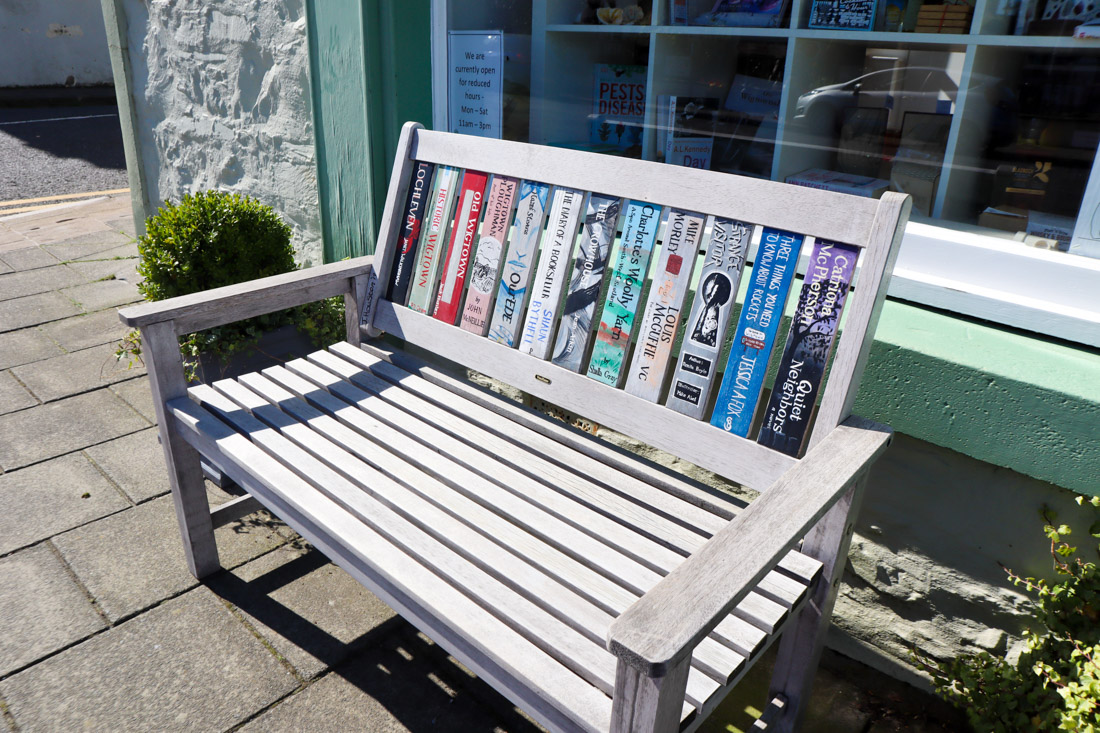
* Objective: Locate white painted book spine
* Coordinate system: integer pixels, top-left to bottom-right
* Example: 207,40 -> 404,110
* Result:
551,194 -> 622,372
487,181 -> 551,347
517,187 -> 585,360
407,165 -> 459,314
624,209 -> 705,402
665,216 -> 752,418
459,175 -> 519,335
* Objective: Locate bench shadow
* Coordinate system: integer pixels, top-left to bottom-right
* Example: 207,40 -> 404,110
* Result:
206,547 -> 544,732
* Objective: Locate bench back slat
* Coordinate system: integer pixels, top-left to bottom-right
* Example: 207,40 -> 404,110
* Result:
363,122 -> 910,490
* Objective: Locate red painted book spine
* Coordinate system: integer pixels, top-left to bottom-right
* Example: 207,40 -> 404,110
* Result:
432,170 -> 489,325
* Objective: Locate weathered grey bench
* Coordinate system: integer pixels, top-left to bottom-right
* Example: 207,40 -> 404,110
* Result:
118,122 -> 909,733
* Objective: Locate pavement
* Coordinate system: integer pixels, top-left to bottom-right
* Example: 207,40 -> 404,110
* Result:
0,195 -> 967,732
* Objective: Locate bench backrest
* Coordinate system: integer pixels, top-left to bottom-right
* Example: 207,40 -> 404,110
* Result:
361,122 -> 910,492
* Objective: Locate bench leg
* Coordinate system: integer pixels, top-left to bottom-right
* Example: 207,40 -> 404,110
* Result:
765,473 -> 869,732
142,321 -> 220,579
610,656 -> 690,733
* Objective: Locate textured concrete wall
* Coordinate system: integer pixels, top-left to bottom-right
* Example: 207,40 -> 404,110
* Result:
0,0 -> 112,87
120,0 -> 322,265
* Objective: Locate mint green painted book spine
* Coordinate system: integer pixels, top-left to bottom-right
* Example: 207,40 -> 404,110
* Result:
407,165 -> 459,314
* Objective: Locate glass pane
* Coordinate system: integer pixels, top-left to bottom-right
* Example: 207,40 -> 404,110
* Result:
442,0 -> 1100,259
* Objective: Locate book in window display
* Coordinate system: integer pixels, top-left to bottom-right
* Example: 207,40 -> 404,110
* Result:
809,0 -> 878,29
693,0 -> 792,27
713,65 -> 783,178
657,96 -> 719,163
591,65 -> 646,154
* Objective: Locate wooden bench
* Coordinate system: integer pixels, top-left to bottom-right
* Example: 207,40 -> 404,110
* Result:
118,122 -> 909,733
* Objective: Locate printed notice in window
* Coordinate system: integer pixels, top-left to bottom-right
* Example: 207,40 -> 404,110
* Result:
448,31 -> 503,139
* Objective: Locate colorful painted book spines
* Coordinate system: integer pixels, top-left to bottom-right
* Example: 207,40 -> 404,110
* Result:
624,209 -> 706,402
433,169 -> 490,325
757,239 -> 859,456
407,165 -> 459,314
487,181 -> 551,347
551,194 -> 622,372
387,161 -> 435,304
665,217 -> 752,419
586,200 -> 661,387
517,187 -> 585,360
710,227 -> 805,437
460,175 -> 519,335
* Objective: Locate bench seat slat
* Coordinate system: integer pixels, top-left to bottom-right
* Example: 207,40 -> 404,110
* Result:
289,351 -> 797,650
360,340 -> 750,522
312,348 -> 714,563
330,342 -> 729,535
167,395 -> 615,733
242,367 -> 747,691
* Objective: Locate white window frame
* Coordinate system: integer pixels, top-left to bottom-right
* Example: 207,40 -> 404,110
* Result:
429,3 -> 1100,348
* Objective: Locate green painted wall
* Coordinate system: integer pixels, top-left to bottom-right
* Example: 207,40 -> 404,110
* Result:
306,0 -> 432,262
855,300 -> 1100,496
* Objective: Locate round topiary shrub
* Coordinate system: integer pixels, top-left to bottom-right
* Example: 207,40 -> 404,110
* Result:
137,190 -> 296,302
119,191 -> 343,379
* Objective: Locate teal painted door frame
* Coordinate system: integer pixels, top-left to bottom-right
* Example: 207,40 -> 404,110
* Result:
305,0 -> 432,263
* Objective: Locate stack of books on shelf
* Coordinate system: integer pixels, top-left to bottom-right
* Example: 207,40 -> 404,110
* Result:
914,3 -> 973,33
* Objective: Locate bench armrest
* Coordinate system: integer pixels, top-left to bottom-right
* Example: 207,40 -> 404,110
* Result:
606,416 -> 892,678
117,257 -> 374,335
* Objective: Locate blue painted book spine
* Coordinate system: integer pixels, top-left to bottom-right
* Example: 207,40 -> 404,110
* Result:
710,228 -> 804,436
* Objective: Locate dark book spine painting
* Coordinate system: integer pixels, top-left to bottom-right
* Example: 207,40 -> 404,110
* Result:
388,161 -> 435,304
665,216 -> 752,419
757,239 -> 859,455
710,228 -> 804,436
518,187 -> 584,360
407,165 -> 459,315
432,169 -> 489,325
487,181 -> 550,347
460,175 -> 519,335
551,194 -> 622,372
586,200 -> 661,386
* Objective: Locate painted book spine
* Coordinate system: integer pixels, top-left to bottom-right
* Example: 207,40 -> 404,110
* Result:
387,161 -> 435,305
624,209 -> 706,402
665,216 -> 752,419
586,200 -> 661,387
432,169 -> 490,325
487,181 -> 551,347
459,175 -> 519,335
551,194 -> 622,372
757,239 -> 859,456
517,187 -> 585,360
710,228 -> 805,436
407,165 -> 459,314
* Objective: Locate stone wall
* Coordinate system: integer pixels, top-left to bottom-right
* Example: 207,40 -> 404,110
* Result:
119,0 -> 322,265
0,0 -> 112,87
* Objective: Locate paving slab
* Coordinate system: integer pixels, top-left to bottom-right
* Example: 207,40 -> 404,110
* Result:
0,588 -> 298,732
38,308 -> 131,353
107,216 -> 137,237
41,230 -> 132,261
239,627 -> 540,733
53,494 -> 289,622
0,327 -> 63,369
70,241 -> 139,263
0,246 -> 58,273
84,428 -> 168,504
0,369 -> 36,414
11,343 -> 146,403
0,265 -> 84,302
63,254 -> 140,286
60,278 -> 142,313
109,375 -> 156,423
0,389 -> 149,471
0,452 -> 130,556
209,544 -> 396,679
0,545 -> 107,678
0,291 -> 82,333
0,257 -> 11,274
